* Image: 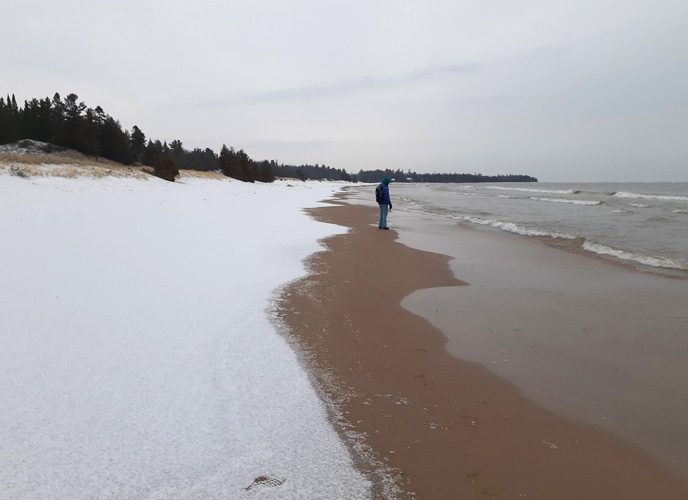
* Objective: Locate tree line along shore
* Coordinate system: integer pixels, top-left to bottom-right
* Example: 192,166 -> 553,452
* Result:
1,92 -> 537,184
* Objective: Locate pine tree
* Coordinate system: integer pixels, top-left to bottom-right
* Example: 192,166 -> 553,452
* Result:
219,144 -> 237,178
81,108 -> 101,159
130,125 -> 146,163
237,149 -> 254,182
62,93 -> 86,149
0,97 -> 8,143
258,160 -> 275,182
143,139 -> 163,166
169,139 -> 184,156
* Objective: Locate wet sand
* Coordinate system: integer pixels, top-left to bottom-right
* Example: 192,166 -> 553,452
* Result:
397,215 -> 688,478
276,196 -> 688,499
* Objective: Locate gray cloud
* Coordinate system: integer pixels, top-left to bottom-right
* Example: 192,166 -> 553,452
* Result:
202,62 -> 480,107
2,0 -> 687,181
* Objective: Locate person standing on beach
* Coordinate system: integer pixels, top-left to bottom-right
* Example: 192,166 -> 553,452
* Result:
377,177 -> 392,230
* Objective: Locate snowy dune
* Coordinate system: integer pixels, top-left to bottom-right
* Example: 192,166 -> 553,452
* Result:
0,172 -> 371,499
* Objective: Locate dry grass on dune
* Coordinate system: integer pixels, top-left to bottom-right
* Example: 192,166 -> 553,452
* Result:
177,169 -> 226,180
1,154 -> 225,181
0,149 -> 124,165
0,154 -> 149,179
1,140 -> 227,181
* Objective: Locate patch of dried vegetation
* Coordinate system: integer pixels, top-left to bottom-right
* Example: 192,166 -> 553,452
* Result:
178,169 -> 226,180
1,141 -> 226,182
0,155 -> 150,179
1,156 -> 225,182
0,141 -> 150,179
0,146 -> 152,179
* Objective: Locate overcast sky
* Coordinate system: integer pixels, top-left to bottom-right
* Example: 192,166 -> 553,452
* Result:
3,0 -> 687,181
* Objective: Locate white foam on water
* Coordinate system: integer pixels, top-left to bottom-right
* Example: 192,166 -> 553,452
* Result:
614,191 -> 688,202
461,215 -> 687,271
530,197 -> 602,206
484,185 -> 575,195
582,241 -> 688,270
628,203 -> 651,208
460,216 -> 576,240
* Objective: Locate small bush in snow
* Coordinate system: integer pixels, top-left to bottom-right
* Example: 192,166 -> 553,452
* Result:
152,156 -> 179,182
9,165 -> 29,178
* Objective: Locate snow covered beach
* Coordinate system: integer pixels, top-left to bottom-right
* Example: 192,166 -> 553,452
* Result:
5,165 -> 687,499
0,170 -> 371,499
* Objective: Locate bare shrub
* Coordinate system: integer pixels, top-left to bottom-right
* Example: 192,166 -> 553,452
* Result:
9,165 -> 29,178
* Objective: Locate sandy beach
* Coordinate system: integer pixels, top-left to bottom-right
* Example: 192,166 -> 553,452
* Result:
278,190 -> 688,499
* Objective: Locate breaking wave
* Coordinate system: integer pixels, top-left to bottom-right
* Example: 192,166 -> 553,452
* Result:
614,192 -> 688,202
583,241 -> 688,271
459,216 -> 687,271
460,216 -> 576,239
530,197 -> 602,206
484,186 -> 575,195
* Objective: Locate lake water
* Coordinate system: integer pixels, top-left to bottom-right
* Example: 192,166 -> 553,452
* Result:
344,182 -> 688,475
388,182 -> 688,273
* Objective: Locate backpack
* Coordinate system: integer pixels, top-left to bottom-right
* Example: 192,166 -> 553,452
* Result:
375,184 -> 385,203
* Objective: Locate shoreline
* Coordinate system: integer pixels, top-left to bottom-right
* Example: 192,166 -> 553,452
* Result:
344,183 -> 688,474
277,195 -> 688,499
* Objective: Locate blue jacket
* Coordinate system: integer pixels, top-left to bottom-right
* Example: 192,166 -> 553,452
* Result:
380,183 -> 391,206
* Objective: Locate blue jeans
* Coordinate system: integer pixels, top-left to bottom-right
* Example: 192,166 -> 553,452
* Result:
378,204 -> 388,228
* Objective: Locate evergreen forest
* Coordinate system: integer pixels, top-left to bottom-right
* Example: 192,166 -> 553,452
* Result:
1,92 -> 537,183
